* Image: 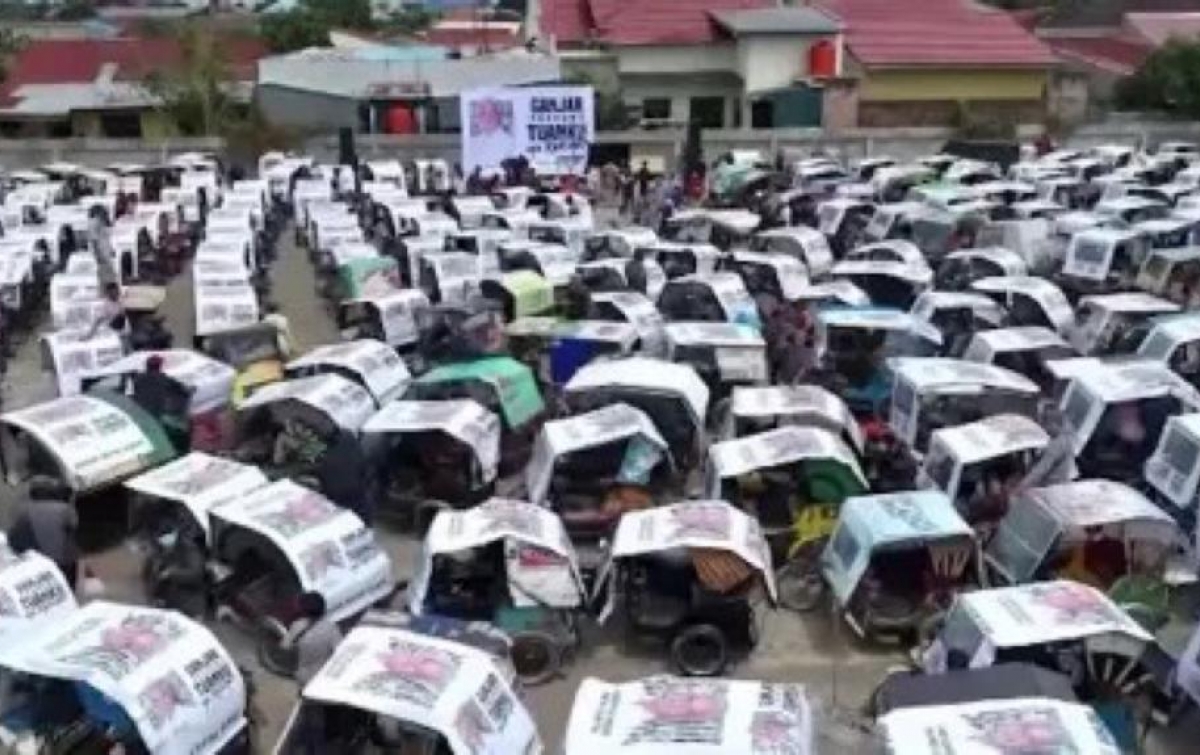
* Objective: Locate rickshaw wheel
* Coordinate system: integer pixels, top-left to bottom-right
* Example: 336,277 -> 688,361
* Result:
510,630 -> 562,686
257,634 -> 298,679
776,549 -> 827,613
670,623 -> 728,677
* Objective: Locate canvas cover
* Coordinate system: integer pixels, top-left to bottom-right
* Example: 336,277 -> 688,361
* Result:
879,698 -> 1119,755
194,279 -> 259,337
302,624 -> 542,755
0,541 -> 77,644
526,403 -> 668,505
604,500 -> 777,601
287,340 -> 411,405
98,349 -> 236,414
729,385 -> 864,452
211,480 -> 394,622
342,289 -> 429,347
239,373 -> 377,432
362,399 -> 501,483
49,273 -> 104,331
932,414 -> 1049,466
42,329 -> 125,397
564,676 -> 812,755
409,498 -> 585,614
0,601 -> 246,755
416,358 -> 545,430
2,394 -> 174,491
125,453 -> 268,537
707,425 -> 865,487
565,357 -> 710,427
664,323 -> 768,384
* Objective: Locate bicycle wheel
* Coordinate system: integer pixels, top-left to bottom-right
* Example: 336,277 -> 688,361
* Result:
776,542 -> 827,613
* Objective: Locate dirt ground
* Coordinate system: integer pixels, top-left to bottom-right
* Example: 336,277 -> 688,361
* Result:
2,223 -> 1197,753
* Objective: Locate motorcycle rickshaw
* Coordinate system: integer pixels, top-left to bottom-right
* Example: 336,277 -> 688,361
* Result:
962,326 -> 1077,393
361,398 -> 500,529
41,328 -> 125,397
722,250 -> 809,304
410,498 -> 587,684
581,227 -> 658,262
1135,246 -> 1200,304
750,226 -> 834,278
909,291 -> 1006,356
719,384 -> 863,450
475,270 -> 556,323
829,259 -> 932,310
498,241 -> 577,290
337,287 -> 430,356
878,697 -> 1122,755
507,319 -> 641,387
663,322 -> 768,401
887,357 -> 1040,460
634,240 -> 723,280
657,272 -> 761,329
193,274 -> 261,341
871,662 -> 1080,719
419,251 -> 485,306
918,413 -> 1050,527
407,356 -> 546,474
705,424 -> 867,596
575,257 -> 667,300
528,218 -> 591,257
124,452 -> 268,614
445,228 -> 512,277
0,600 -> 251,755
564,356 -> 709,470
209,479 -> 395,676
0,238 -> 45,333
814,307 -> 943,416
1059,227 -> 1152,298
1143,411 -> 1200,521
197,321 -> 285,406
275,616 -> 541,755
321,242 -> 381,295
663,209 -> 760,251
564,676 -> 813,755
589,290 -> 668,355
526,403 -> 673,549
49,273 -> 105,331
286,339 -> 411,407
819,489 -> 978,642
923,580 -> 1165,736
597,500 -> 778,676
817,196 -> 875,256
91,348 -> 237,452
987,480 -> 1182,628
234,373 -> 376,473
1,393 -> 177,543
1067,291 -> 1179,356
972,275 -> 1075,335
1135,311 -> 1200,387
935,247 -> 1028,291
1058,361 -> 1200,481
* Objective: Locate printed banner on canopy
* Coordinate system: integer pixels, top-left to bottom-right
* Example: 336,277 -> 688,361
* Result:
462,86 -> 595,176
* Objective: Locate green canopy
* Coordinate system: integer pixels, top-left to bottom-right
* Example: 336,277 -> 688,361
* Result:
415,356 -> 545,429
501,271 -> 555,318
338,257 -> 400,300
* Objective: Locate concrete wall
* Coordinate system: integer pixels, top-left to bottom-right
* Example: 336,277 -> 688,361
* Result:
860,68 -> 1048,103
737,36 -> 815,95
257,84 -> 361,132
0,137 -> 225,170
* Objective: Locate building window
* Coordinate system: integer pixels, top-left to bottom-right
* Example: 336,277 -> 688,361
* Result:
642,98 -> 671,121
751,100 -> 774,129
99,112 -> 142,138
689,96 -> 725,129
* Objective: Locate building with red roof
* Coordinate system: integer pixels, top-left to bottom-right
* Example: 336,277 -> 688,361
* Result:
0,35 -> 265,139
539,0 -> 845,130
813,0 -> 1055,126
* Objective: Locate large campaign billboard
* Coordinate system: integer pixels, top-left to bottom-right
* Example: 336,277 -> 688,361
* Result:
461,85 -> 594,176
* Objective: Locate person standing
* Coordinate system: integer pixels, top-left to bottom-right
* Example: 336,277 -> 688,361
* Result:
88,206 -> 119,289
87,282 -> 128,341
8,477 -> 80,590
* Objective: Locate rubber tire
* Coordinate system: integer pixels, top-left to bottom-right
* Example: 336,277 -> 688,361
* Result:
257,634 -> 297,679
776,550 -> 828,613
670,623 -> 729,677
510,630 -> 562,687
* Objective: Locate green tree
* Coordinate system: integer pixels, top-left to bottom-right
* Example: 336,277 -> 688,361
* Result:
259,0 -> 374,52
143,26 -> 242,137
1116,39 -> 1200,117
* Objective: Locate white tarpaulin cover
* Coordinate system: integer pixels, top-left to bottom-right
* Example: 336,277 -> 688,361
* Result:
211,480 -> 394,622
302,624 -> 543,755
0,541 -> 77,644
2,395 -> 159,491
41,329 -> 125,397
729,385 -> 864,452
362,399 -> 501,483
49,273 -> 104,331
564,676 -> 812,755
343,289 -> 430,347
565,357 -> 710,427
664,322 -> 768,384
98,349 -> 237,413
461,86 -> 594,176
409,498 -> 584,614
526,403 -> 668,505
0,601 -> 246,755
729,251 -> 809,300
604,501 -> 777,602
879,698 -> 1119,755
707,425 -> 866,486
933,414 -> 1050,466
239,373 -> 377,432
125,452 -> 268,537
194,279 -> 259,337
287,339 -> 411,405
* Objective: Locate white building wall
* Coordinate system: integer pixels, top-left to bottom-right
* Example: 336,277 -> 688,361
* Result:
615,45 -> 738,76
738,37 -> 812,94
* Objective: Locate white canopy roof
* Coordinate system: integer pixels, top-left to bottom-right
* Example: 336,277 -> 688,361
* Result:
125,452 -> 268,537
97,349 -> 237,413
930,414 -> 1049,465
302,624 -> 542,755
1023,479 -> 1177,533
708,425 -> 865,484
889,357 -> 1039,394
968,326 -> 1069,354
238,373 -> 377,432
287,339 -> 411,405
362,399 -> 501,482
565,357 -> 710,426
0,540 -> 77,645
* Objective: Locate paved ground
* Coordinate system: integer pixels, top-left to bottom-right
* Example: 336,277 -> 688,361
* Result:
3,226 -> 1198,753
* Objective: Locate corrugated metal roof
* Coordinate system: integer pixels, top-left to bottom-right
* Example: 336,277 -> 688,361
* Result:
1048,34 -> 1152,75
542,0 -> 769,46
816,0 -> 1055,67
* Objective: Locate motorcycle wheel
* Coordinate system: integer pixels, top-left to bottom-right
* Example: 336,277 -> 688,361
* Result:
776,548 -> 827,613
510,630 -> 561,687
670,623 -> 728,677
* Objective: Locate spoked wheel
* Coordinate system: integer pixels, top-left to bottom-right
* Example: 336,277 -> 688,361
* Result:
256,634 -> 298,679
670,623 -> 729,677
510,630 -> 562,686
776,542 -> 827,613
